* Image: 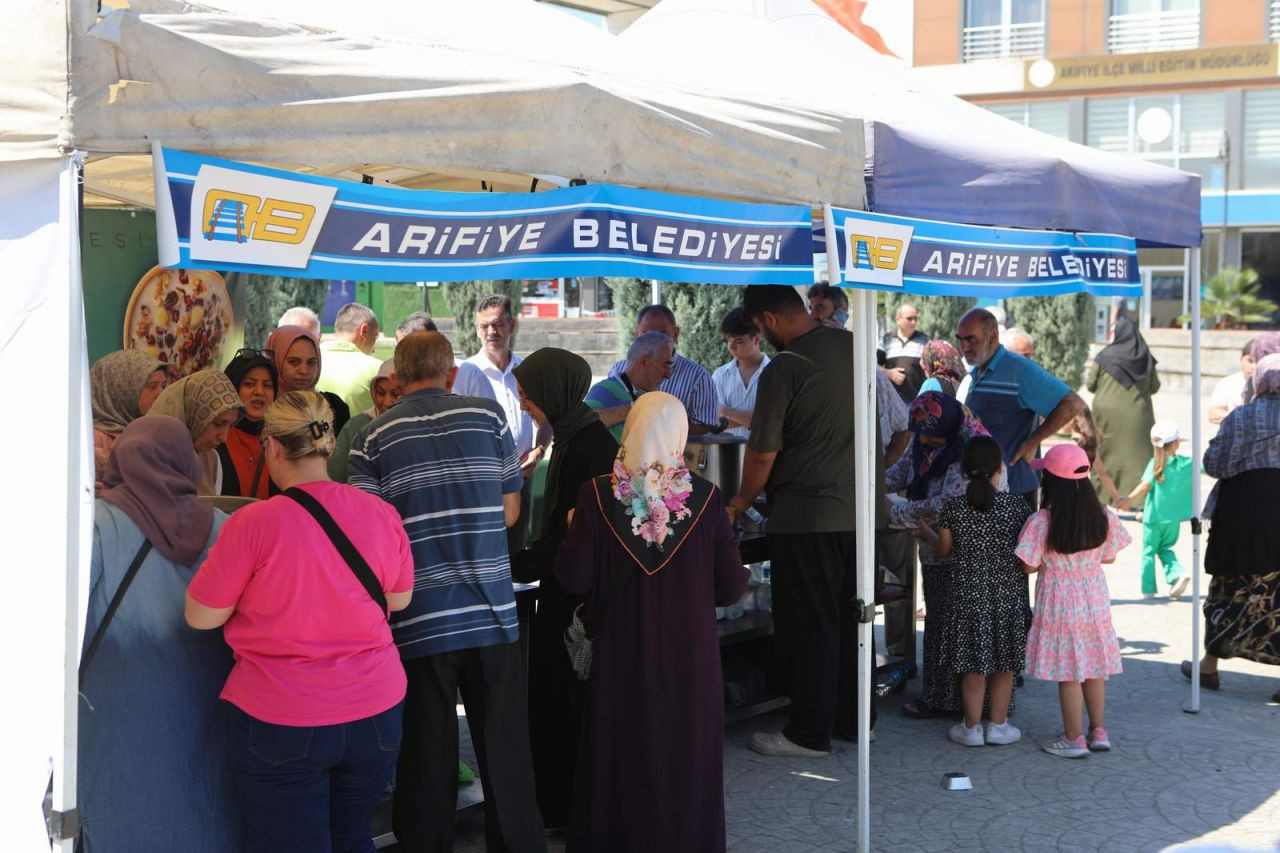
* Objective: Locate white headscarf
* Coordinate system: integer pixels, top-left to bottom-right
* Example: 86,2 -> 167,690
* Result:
617,391 -> 689,477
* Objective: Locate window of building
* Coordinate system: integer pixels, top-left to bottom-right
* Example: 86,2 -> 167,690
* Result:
1241,231 -> 1280,313
1085,93 -> 1224,184
1245,88 -> 1280,189
982,100 -> 1070,139
1107,0 -> 1200,54
963,0 -> 1045,62
1270,0 -> 1280,42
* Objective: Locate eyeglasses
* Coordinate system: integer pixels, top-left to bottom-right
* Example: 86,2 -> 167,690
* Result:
234,347 -> 275,361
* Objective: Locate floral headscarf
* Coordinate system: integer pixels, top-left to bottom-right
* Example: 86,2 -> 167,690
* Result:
1252,353 -> 1280,398
91,350 -> 165,434
906,391 -> 988,500
919,340 -> 965,395
612,392 -> 695,550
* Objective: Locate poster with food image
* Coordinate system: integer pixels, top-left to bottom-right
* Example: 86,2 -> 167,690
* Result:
123,266 -> 233,376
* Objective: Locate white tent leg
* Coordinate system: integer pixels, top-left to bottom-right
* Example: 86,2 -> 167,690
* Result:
852,288 -> 875,852
1183,248 -> 1203,714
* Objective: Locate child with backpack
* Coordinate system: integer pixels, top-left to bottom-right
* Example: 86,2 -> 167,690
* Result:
919,436 -> 1032,747
1118,420 -> 1192,600
1017,443 -> 1132,759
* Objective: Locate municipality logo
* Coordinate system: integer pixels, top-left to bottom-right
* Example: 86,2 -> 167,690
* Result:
188,166 -> 336,269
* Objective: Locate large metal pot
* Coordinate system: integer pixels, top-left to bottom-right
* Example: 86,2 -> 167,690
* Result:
684,434 -> 748,495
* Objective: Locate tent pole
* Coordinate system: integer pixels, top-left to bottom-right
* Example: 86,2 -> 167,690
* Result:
822,204 -> 871,851
1183,248 -> 1203,714
852,287 -> 874,853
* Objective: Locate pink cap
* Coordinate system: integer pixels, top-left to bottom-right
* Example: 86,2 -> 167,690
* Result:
1030,443 -> 1091,480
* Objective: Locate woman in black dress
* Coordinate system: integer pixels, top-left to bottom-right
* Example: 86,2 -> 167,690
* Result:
1186,353 -> 1280,702
511,347 -> 619,830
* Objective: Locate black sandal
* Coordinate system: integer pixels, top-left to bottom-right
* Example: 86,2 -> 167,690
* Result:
1180,660 -> 1220,691
902,699 -> 946,719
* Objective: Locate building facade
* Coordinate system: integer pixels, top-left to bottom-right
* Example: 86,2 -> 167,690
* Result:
910,0 -> 1280,327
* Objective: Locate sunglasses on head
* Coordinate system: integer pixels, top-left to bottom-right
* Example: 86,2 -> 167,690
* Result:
234,347 -> 275,361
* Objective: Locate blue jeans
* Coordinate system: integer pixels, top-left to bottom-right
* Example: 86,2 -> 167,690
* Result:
227,701 -> 403,853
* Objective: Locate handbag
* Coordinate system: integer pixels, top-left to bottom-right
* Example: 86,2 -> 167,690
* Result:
563,558 -> 641,681
46,539 -> 153,845
283,487 -> 389,618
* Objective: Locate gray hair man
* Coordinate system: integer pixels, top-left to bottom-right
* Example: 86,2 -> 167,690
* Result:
315,302 -> 383,413
606,305 -> 719,433
277,305 -> 321,340
395,311 -> 438,341
586,331 -> 675,441
1000,327 -> 1035,359
348,330 -> 543,851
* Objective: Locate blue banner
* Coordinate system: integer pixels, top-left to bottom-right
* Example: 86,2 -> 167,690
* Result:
153,147 -> 814,284
821,208 -> 1141,298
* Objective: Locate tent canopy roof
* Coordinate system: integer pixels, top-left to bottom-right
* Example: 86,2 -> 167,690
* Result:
619,0 -> 1202,249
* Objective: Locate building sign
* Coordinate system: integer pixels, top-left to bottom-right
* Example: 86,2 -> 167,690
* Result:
1025,44 -> 1278,92
822,208 -> 1140,298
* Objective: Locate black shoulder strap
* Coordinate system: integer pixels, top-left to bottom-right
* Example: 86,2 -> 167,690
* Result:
80,540 -> 153,685
283,487 -> 389,619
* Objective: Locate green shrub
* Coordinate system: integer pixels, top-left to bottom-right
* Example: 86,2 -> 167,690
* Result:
1007,293 -> 1095,389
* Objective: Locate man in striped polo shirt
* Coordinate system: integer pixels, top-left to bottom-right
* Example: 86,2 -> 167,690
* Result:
349,331 -> 544,853
607,304 -> 721,434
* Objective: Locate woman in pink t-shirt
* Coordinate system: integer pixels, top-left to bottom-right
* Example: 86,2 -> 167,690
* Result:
186,391 -> 414,853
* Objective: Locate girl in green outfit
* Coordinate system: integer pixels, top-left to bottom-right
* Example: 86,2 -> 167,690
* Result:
1120,420 -> 1192,600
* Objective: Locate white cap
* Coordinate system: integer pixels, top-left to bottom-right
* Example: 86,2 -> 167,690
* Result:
1150,420 -> 1181,448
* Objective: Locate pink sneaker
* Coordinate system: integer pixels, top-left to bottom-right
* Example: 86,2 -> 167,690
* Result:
1042,733 -> 1089,758
1088,727 -> 1111,752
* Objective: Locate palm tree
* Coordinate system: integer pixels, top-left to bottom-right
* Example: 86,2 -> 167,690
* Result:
1178,267 -> 1278,329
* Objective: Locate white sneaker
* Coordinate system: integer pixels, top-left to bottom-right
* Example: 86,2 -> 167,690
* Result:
984,720 -> 1022,745
1142,593 -> 1157,600
1042,734 -> 1089,759
749,731 -> 830,758
948,722 -> 985,747
1169,576 -> 1190,600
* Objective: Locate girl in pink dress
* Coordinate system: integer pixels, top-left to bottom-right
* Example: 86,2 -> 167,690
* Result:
1016,443 -> 1132,759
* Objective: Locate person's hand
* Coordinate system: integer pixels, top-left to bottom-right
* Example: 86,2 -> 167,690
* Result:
1011,438 -> 1039,468
887,367 -> 906,385
913,522 -> 935,543
1115,496 -> 1131,512
726,498 -> 748,527
520,446 -> 544,478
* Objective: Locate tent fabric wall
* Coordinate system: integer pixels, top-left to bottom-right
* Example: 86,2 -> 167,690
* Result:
0,0 -> 70,161
0,156 -> 89,852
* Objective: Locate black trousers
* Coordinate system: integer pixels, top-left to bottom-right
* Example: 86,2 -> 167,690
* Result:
769,531 -> 878,752
393,643 -> 545,853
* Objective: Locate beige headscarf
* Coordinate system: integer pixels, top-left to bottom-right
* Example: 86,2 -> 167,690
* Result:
147,369 -> 242,494
617,391 -> 689,477
90,350 -> 165,435
367,358 -> 397,417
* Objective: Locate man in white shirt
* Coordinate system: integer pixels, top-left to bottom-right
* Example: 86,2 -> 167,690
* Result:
712,308 -> 769,439
450,294 -> 548,550
1210,339 -> 1255,424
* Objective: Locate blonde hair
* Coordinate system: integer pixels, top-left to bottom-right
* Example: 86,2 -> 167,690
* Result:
1152,445 -> 1170,483
264,391 -> 335,461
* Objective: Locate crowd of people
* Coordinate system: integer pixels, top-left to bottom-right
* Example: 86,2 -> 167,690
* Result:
80,287 -> 1280,851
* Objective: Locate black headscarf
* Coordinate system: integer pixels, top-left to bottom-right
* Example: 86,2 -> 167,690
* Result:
224,350 -> 279,432
1095,313 -> 1156,389
512,348 -> 602,524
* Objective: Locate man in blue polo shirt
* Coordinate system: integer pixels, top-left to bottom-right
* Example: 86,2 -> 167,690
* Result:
956,308 -> 1085,507
349,331 -> 544,853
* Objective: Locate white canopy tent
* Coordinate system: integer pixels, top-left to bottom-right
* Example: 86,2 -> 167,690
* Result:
0,1 -> 1203,851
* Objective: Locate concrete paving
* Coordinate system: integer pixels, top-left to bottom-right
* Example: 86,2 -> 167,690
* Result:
449,389 -> 1280,852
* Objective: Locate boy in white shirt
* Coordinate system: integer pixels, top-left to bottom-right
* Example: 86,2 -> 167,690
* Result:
712,307 -> 769,439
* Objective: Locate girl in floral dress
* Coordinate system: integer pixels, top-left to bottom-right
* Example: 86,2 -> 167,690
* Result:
1016,443 -> 1132,759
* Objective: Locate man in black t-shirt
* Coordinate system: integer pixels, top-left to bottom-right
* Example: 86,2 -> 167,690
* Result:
728,285 -> 877,758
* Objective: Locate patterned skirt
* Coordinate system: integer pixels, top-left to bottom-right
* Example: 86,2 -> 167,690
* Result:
1204,572 -> 1280,665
